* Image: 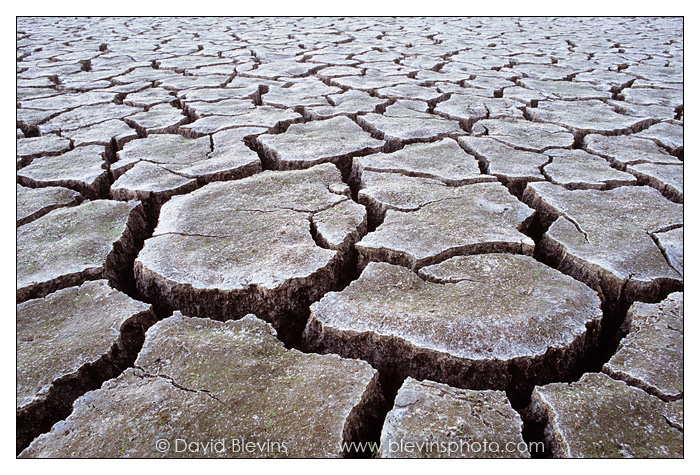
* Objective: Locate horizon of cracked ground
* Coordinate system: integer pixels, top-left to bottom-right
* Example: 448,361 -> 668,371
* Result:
16,17 -> 683,458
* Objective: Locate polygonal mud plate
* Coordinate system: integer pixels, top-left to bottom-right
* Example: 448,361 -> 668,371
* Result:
134,164 -> 366,343
20,313 -> 383,458
523,182 -> 683,303
603,292 -> 683,401
17,280 -> 156,452
356,181 -> 536,270
256,116 -> 384,170
304,255 -> 602,394
17,200 -> 147,302
378,378 -> 529,458
529,373 -> 682,458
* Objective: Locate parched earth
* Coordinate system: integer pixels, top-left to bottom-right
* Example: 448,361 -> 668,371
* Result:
16,17 -> 683,458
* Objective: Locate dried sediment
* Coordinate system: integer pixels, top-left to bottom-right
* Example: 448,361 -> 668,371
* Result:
256,116 -> 384,171
16,184 -> 82,227
528,373 -> 682,458
378,378 -> 529,458
356,178 -> 536,270
351,138 -> 493,186
522,183 -> 683,304
134,164 -> 366,343
110,133 -> 262,217
17,145 -> 111,200
17,200 -> 148,302
603,292 -> 683,401
15,16 -> 684,459
304,255 -> 602,396
17,280 -> 156,453
20,313 -> 384,458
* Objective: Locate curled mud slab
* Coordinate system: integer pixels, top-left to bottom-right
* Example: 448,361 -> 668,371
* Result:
522,183 -> 683,304
652,227 -> 683,277
16,17 -> 683,458
582,134 -> 680,168
183,98 -> 256,120
471,117 -> 575,153
17,145 -> 111,200
17,280 -> 156,453
526,100 -> 652,137
111,133 -> 262,217
16,184 -> 82,227
304,89 -> 386,120
541,149 -> 637,190
304,255 -> 602,397
123,87 -> 175,108
179,107 -> 302,138
16,135 -> 72,168
351,138 -> 490,186
257,116 -> 384,171
603,292 -> 683,401
459,136 -> 548,194
378,378 -> 529,458
517,78 -> 611,101
434,92 -> 524,124
529,373 -> 683,458
111,161 -> 198,219
356,106 -> 464,149
626,162 -> 683,203
134,164 -> 366,343
112,134 -> 211,178
356,180 -> 536,270
17,200 -> 147,302
633,121 -> 684,156
38,103 -> 141,135
124,104 -> 188,136
20,313 -> 383,458
61,119 -> 138,151
263,79 -> 342,108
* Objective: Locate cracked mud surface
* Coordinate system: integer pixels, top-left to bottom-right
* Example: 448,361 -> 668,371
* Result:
17,280 -> 156,452
528,373 -> 682,457
378,378 -> 528,458
603,292 -> 683,401
17,17 -> 682,458
21,313 -> 383,458
304,256 -> 602,397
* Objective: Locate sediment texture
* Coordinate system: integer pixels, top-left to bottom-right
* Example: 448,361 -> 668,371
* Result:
17,17 -> 683,458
